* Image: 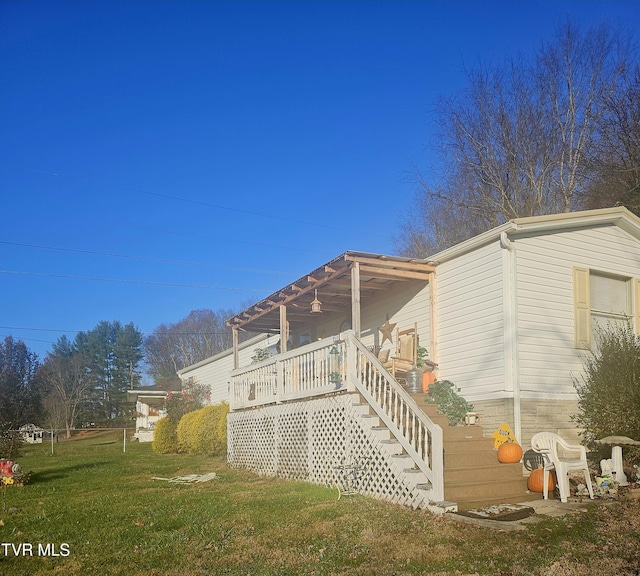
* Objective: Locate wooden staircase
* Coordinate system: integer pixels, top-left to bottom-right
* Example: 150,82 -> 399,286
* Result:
410,394 -> 541,511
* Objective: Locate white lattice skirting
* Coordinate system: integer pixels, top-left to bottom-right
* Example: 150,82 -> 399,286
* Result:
227,392 -> 433,509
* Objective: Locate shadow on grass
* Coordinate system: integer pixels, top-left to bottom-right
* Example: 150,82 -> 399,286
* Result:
28,461 -> 113,483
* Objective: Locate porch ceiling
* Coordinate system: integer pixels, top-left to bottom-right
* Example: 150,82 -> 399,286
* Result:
226,251 -> 434,334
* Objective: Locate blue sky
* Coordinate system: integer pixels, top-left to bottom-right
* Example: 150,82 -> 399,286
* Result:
1,0 -> 636,362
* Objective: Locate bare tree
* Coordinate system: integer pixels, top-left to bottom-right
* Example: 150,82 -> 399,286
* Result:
586,64 -> 640,214
145,308 -> 243,384
397,21 -> 634,257
40,353 -> 92,438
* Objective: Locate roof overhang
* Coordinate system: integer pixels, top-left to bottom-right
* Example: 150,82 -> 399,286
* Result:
226,250 -> 435,333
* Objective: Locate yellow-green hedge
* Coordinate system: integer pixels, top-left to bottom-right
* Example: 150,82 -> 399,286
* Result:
176,409 -> 200,453
176,402 -> 229,456
151,417 -> 178,454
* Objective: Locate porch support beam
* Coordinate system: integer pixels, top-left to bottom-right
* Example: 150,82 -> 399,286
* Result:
351,262 -> 361,337
359,264 -> 432,281
279,305 -> 288,353
232,326 -> 239,369
344,253 -> 436,273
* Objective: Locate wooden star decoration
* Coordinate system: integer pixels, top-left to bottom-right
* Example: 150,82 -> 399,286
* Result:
379,317 -> 396,346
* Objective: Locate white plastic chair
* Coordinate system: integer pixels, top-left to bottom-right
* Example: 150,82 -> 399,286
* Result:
530,432 -> 595,503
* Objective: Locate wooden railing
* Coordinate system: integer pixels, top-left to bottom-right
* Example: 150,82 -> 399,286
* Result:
347,333 -> 444,501
229,330 -> 444,501
230,336 -> 348,409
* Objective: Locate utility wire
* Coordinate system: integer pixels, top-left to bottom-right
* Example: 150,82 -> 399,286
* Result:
0,163 -> 394,240
0,240 -> 295,276
0,269 -> 271,292
0,325 -> 235,336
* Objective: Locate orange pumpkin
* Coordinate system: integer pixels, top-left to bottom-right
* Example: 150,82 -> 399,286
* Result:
527,468 -> 556,493
497,440 -> 523,463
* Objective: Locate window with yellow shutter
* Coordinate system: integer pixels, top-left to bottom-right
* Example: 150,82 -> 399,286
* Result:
574,267 -> 636,350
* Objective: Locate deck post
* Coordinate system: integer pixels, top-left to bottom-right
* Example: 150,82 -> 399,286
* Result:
232,326 -> 239,369
351,262 -> 361,337
279,305 -> 288,353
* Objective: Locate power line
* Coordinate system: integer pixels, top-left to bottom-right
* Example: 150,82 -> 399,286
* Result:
0,240 -> 295,276
0,269 -> 271,292
0,162 -> 394,240
141,190 -> 393,239
0,325 -> 235,337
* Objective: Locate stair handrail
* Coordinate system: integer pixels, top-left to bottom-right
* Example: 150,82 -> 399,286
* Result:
345,333 -> 444,502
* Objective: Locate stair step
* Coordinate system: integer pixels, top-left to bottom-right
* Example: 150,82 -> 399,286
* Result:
445,462 -> 524,484
444,449 -> 502,468
402,468 -> 428,486
370,426 -> 391,441
445,477 -> 531,502
379,439 -> 403,455
360,414 -> 380,427
455,492 -> 542,512
441,426 -> 485,440
352,402 -> 371,416
444,437 -> 495,454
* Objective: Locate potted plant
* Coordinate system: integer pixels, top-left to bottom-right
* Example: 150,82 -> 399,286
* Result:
416,345 -> 437,393
251,347 -> 270,363
426,380 -> 474,426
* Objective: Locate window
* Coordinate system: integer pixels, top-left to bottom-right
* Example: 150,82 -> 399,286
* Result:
573,268 -> 640,349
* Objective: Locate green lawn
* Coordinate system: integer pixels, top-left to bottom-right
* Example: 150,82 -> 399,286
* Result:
1,431 -> 639,575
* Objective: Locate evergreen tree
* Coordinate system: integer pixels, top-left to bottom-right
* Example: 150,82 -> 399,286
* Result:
0,336 -> 43,429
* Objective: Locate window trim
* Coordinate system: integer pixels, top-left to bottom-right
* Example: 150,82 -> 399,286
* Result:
573,267 -> 639,349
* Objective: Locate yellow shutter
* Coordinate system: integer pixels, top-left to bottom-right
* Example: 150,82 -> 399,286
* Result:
573,267 -> 590,349
635,279 -> 640,336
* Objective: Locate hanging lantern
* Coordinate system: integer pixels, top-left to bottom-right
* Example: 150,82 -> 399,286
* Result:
310,289 -> 322,313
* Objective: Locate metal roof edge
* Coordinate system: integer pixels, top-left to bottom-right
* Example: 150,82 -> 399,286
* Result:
427,222 -> 515,263
427,207 -> 640,263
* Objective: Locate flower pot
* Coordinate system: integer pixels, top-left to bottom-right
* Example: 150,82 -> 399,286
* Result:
422,371 -> 435,393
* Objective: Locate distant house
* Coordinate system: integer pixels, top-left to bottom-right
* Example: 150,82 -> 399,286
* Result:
19,423 -> 44,444
126,384 -> 181,442
179,207 -> 640,510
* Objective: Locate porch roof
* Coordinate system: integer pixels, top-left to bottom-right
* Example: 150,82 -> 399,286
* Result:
226,250 -> 435,333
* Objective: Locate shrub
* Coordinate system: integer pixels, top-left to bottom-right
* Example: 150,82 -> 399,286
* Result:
151,417 -> 178,454
166,380 -> 210,421
0,429 -> 23,459
193,403 -> 229,456
573,323 -> 640,465
176,410 -> 200,454
176,403 -> 229,456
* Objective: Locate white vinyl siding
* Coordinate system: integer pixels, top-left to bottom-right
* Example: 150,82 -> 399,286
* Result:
436,241 -> 505,399
515,225 -> 640,399
313,280 -> 431,359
